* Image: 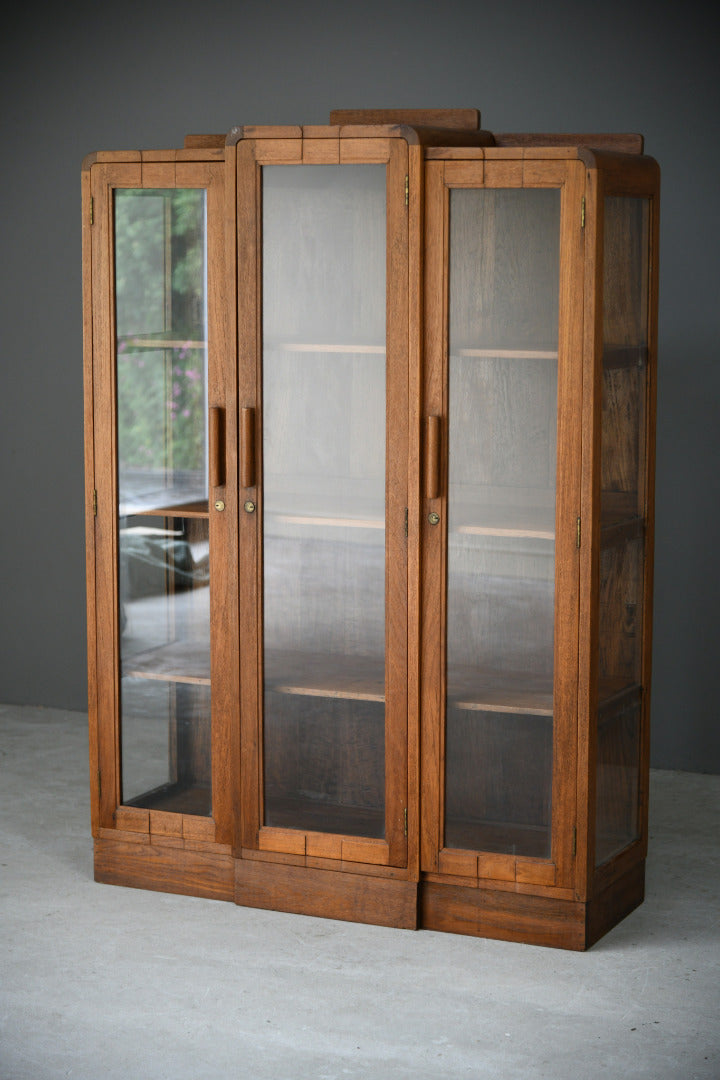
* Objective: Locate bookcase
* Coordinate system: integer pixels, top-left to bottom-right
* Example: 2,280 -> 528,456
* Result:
83,109 -> 659,948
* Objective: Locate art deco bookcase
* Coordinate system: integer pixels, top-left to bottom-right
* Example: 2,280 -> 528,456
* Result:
82,109 -> 659,949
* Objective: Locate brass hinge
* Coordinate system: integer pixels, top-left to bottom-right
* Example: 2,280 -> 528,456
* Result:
404,807 -> 408,837
404,507 -> 408,537
576,515 -> 581,549
93,489 -> 98,517
572,827 -> 577,857
97,769 -> 102,799
89,197 -> 94,226
404,174 -> 409,207
581,196 -> 586,229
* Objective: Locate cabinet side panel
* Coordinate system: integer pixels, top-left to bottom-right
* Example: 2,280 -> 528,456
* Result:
638,185 -> 660,858
83,164 -> 99,836
595,193 -> 651,867
92,164 -> 136,825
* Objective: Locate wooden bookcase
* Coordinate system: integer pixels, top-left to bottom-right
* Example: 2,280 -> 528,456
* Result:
82,110 -> 659,949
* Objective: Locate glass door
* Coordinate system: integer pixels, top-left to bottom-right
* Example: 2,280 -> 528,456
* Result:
421,159 -> 583,885
90,161 -> 232,835
444,185 -> 560,860
114,185 -> 212,815
237,138 -> 408,867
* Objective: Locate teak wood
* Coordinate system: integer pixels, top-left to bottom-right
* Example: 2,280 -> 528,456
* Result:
83,111 -> 659,949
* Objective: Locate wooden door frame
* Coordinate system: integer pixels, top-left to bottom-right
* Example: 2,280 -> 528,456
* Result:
85,159 -> 235,846
419,157 -> 585,891
235,133 -> 411,871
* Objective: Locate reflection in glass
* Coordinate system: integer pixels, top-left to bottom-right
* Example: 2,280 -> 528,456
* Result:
444,188 -> 560,857
114,189 -> 208,514
114,188 -> 212,815
118,516 -> 211,814
261,165 -> 387,838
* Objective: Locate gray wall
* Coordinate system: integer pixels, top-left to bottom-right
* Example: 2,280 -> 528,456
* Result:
1,0 -> 718,772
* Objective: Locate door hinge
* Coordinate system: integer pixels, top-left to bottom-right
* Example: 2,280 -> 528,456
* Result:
572,827 -> 577,857
89,197 -> 94,226
404,174 -> 409,207
93,489 -> 98,517
404,807 -> 408,837
404,507 -> 408,537
97,769 -> 102,799
581,196 -> 586,229
576,515 -> 581,549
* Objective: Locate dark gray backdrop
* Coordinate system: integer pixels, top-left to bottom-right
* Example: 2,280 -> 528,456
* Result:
1,0 -> 718,772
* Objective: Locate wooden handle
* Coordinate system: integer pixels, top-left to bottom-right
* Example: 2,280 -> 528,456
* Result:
209,406 -> 224,488
425,415 -> 441,499
241,407 -> 255,488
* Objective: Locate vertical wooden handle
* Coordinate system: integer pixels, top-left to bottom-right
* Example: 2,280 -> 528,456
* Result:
209,406 -> 224,488
241,406 -> 256,488
425,415 -> 441,499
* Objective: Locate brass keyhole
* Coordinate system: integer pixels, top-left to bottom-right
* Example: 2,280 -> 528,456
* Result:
428,511 -> 440,526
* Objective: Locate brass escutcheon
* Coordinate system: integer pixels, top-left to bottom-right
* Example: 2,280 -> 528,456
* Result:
428,511 -> 440,526
214,500 -> 226,512
244,500 -> 256,514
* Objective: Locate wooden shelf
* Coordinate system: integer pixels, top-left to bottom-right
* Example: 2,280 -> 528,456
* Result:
265,650 -> 385,703
128,500 -> 209,519
265,492 -> 385,533
444,820 -> 550,859
120,477 -> 209,516
452,503 -> 555,541
123,639 -> 210,685
269,511 -> 384,531
125,781 -> 211,817
454,347 -> 557,360
265,656 -> 555,716
118,334 -> 207,351
448,667 -> 553,717
266,340 -> 385,355
265,795 -> 384,840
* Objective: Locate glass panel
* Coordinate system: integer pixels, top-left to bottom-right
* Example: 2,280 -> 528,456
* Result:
596,695 -> 640,865
114,189 -> 212,815
445,188 -> 560,858
599,537 -> 644,693
261,165 -> 387,838
596,197 -> 650,863
600,197 -> 649,526
115,189 -> 208,514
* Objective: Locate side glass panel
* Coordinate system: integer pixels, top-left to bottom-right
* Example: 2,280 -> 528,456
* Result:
261,165 -> 387,839
114,188 -> 212,816
445,188 -> 560,858
596,196 -> 650,864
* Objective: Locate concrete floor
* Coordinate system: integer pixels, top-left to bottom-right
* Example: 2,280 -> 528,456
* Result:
1,704 -> 718,1080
